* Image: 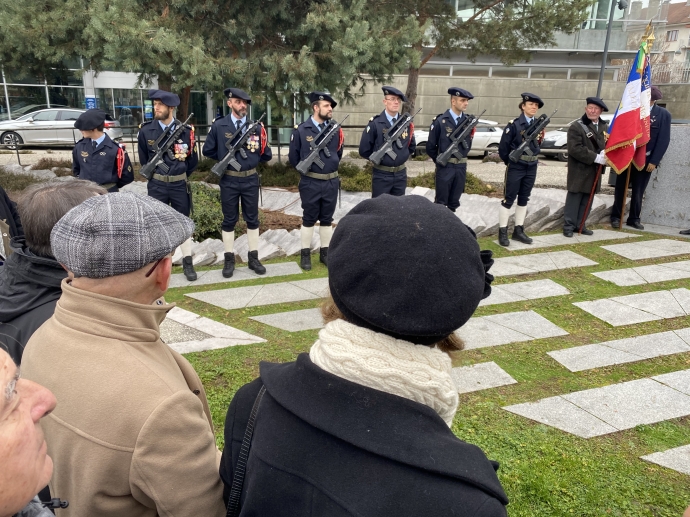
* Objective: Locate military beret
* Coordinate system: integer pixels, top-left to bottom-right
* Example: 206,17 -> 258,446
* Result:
382,86 -> 407,103
308,91 -> 337,108
328,194 -> 489,345
224,88 -> 252,104
148,89 -> 180,107
73,109 -> 106,130
521,92 -> 544,108
651,85 -> 663,101
51,192 -> 194,279
586,96 -> 608,112
448,87 -> 474,100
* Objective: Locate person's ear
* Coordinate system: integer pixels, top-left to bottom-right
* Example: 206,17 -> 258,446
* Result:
155,257 -> 173,292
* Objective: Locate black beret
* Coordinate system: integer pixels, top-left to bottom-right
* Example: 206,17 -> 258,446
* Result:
308,91 -> 337,108
74,109 -> 106,130
382,86 -> 407,103
448,87 -> 474,100
224,88 -> 252,104
651,85 -> 663,101
521,92 -> 544,109
148,89 -> 180,107
586,96 -> 608,112
328,195 -> 487,345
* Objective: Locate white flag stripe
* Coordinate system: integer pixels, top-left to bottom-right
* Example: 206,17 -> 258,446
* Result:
617,78 -> 642,116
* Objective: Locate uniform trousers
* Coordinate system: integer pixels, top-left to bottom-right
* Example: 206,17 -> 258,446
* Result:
611,165 -> 652,224
299,175 -> 339,227
220,174 -> 260,231
147,179 -> 190,216
434,163 -> 466,212
372,169 -> 407,198
502,163 -> 537,209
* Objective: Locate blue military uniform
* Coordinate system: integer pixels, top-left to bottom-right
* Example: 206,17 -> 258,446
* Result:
72,134 -> 133,192
498,112 -> 542,209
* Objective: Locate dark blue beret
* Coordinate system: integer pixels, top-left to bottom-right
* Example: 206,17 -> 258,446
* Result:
148,89 -> 180,107
74,109 -> 106,130
382,86 -> 407,103
308,91 -> 337,108
328,194 -> 487,345
521,92 -> 544,108
224,88 -> 251,104
586,96 -> 608,112
651,85 -> 663,101
448,87 -> 474,99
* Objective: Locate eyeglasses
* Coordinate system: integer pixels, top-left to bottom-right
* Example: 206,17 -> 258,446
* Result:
145,258 -> 164,278
384,97 -> 401,103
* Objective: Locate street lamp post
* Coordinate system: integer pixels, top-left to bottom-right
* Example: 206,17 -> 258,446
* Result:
597,0 -> 629,98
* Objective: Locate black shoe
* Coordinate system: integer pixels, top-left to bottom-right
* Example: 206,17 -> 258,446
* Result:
580,228 -> 593,236
222,252 -> 235,278
300,248 -> 312,271
610,218 -> 621,228
563,229 -> 574,238
498,227 -> 510,247
320,247 -> 328,267
182,256 -> 197,281
626,221 -> 645,230
248,250 -> 266,275
512,225 -> 533,244
680,229 -> 690,235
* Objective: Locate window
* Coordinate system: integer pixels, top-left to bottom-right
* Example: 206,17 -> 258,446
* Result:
475,127 -> 497,133
452,65 -> 490,77
59,110 -> 83,121
420,64 -> 451,76
529,67 -> 568,79
491,67 -> 529,78
32,110 -> 59,121
667,30 -> 679,42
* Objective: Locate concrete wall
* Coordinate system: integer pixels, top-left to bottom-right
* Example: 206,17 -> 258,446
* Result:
657,84 -> 690,119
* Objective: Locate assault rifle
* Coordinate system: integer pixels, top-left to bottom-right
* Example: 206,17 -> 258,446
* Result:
436,109 -> 486,167
369,108 -> 422,166
139,113 -> 194,180
211,114 -> 266,177
296,115 -> 349,175
508,109 -> 557,164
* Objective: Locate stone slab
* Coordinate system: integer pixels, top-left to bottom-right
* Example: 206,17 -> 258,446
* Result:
450,362 -> 517,394
250,308 -> 325,332
478,287 -> 526,306
641,444 -> 690,475
494,229 -> 641,251
614,290 -> 687,319
169,261 -> 303,288
574,299 -> 663,326
160,318 -> 212,344
653,369 -> 690,396
636,223 -> 690,240
593,268 -> 648,286
484,310 -> 569,340
491,251 -> 597,277
479,279 -> 569,306
602,239 -> 690,260
630,264 -> 690,284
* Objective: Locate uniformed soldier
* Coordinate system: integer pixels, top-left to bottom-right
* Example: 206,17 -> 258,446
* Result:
202,87 -> 271,278
138,89 -> 198,281
72,109 -> 133,193
426,87 -> 475,212
359,86 -> 416,198
610,85 -> 671,230
497,92 -> 545,247
288,91 -> 343,271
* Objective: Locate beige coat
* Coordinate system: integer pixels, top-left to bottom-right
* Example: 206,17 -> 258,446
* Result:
22,280 -> 225,517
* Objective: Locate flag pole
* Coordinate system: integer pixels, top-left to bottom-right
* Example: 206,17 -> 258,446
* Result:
618,164 -> 631,230
579,165 -> 603,234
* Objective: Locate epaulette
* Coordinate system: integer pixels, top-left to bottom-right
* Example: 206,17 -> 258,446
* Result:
211,117 -> 217,123
139,120 -> 153,128
369,116 -> 375,122
294,124 -> 298,129
185,123 -> 194,129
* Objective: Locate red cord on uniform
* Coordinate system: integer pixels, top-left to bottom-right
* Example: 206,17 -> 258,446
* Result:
471,127 -> 476,139
338,128 -> 344,151
408,123 -> 414,147
188,126 -> 195,156
260,125 -> 267,154
116,147 -> 125,178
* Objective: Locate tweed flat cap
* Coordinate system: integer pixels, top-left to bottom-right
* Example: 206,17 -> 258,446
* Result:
328,194 -> 488,345
51,192 -> 194,278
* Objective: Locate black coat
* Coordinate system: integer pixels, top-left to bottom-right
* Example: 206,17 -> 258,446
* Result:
647,103 -> 671,167
288,118 -> 344,174
202,115 -> 272,172
359,111 -> 416,167
498,113 -> 541,169
72,133 -> 134,188
0,185 -> 22,240
566,114 -> 609,194
220,354 -> 509,517
137,119 -> 198,180
426,109 -> 474,162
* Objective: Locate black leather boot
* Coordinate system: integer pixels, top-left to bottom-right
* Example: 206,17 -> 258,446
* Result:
182,256 -> 197,281
512,225 -> 533,244
222,252 -> 235,278
248,250 -> 266,275
319,247 -> 328,267
300,248 -> 312,271
498,227 -> 510,247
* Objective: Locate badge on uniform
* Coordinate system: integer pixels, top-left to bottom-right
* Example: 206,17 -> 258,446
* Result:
306,136 -> 314,142
246,134 -> 259,153
445,127 -> 452,135
505,128 -> 510,133
225,132 -> 233,139
366,126 -> 370,133
173,143 -> 189,161
290,134 -> 294,142
147,139 -> 155,146
430,125 -> 434,131
401,130 -> 408,140
80,151 -> 88,158
99,151 -> 106,156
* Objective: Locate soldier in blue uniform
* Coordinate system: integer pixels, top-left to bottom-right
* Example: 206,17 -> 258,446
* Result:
611,85 -> 671,230
497,92 -> 545,247
288,91 -> 344,271
202,87 -> 272,278
359,86 -> 416,198
138,89 -> 198,281
72,109 -> 133,193
426,87 -> 475,212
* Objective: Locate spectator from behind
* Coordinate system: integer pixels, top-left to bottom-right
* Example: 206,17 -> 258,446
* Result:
21,193 -> 225,517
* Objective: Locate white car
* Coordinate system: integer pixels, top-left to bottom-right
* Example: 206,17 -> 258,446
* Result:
540,114 -> 614,161
414,119 -> 501,158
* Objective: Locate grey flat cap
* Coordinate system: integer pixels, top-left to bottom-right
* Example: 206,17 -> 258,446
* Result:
51,192 -> 194,278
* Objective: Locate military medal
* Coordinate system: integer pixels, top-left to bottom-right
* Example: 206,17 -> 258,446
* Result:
247,134 -> 260,153
173,143 -> 189,161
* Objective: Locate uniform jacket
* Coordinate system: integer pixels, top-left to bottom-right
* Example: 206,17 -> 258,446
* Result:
498,113 -> 542,168
566,114 -> 609,194
22,281 -> 225,517
72,134 -> 134,188
288,118 -> 344,174
220,354 -> 509,517
138,120 -> 198,181
646,103 -> 671,166
359,110 -> 416,167
202,115 -> 271,171
426,109 -> 474,163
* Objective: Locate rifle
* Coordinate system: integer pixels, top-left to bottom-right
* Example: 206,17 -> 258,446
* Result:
211,114 -> 266,177
436,109 -> 486,167
139,113 -> 194,180
508,109 -> 558,164
296,115 -> 349,175
369,108 -> 422,166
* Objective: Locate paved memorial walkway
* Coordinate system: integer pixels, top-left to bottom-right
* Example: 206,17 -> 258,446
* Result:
602,238 -> 690,260
493,228 -> 640,251
169,262 -> 302,288
593,259 -> 690,286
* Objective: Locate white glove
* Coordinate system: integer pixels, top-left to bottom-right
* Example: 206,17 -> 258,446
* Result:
594,151 -> 607,165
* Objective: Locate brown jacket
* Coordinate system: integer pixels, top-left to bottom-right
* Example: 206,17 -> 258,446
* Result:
22,280 -> 225,517
566,114 -> 609,194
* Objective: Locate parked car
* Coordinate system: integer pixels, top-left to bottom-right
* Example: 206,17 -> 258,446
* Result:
0,104 -> 69,122
0,108 -> 123,150
540,114 -> 614,161
414,119 -> 501,158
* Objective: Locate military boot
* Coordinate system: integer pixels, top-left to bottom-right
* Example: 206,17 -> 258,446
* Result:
222,252 -> 235,278
319,247 -> 328,267
512,225 -> 533,244
182,256 -> 197,281
300,248 -> 312,271
248,250 -> 266,275
498,227 -> 510,247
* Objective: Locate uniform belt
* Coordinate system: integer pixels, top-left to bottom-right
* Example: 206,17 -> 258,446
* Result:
447,157 -> 467,164
303,171 -> 339,180
373,164 -> 406,173
519,155 -> 539,163
100,182 -> 117,190
152,172 -> 188,183
224,168 -> 258,178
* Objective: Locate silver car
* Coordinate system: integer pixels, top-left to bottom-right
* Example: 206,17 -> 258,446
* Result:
0,108 -> 123,150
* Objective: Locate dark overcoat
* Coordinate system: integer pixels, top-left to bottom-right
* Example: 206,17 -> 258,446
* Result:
566,114 -> 609,194
220,353 -> 509,517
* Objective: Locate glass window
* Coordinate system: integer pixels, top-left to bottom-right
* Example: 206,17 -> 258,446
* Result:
420,64 -> 451,76
32,110 -> 59,121
0,88 -> 8,122
475,126 -> 497,133
4,85 -> 48,119
95,88 -> 115,117
59,110 -> 83,121
452,65 -> 490,77
491,67 -> 529,78
47,86 -> 85,109
667,30 -> 679,42
570,68 -> 614,80
529,67 -> 568,79
189,91 -> 209,136
113,89 -> 143,136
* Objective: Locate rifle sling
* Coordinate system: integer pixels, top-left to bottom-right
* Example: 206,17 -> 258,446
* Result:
576,120 -> 603,152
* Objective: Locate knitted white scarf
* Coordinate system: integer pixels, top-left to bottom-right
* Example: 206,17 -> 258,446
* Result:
309,319 -> 459,426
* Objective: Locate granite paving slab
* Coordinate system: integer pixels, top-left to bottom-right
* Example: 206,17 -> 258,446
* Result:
602,239 -> 690,260
494,229 -> 641,251
641,445 -> 690,475
250,308 -> 325,332
548,344 -> 641,372
593,268 -> 648,286
671,288 -> 690,314
652,369 -> 690,396
573,298 -> 663,326
479,279 -> 570,306
491,251 -> 597,277
484,310 -> 569,339
478,287 -> 525,306
450,362 -> 517,394
169,262 -> 303,288
614,290 -> 687,319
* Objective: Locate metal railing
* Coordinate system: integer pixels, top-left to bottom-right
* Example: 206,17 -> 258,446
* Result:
616,61 -> 690,84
